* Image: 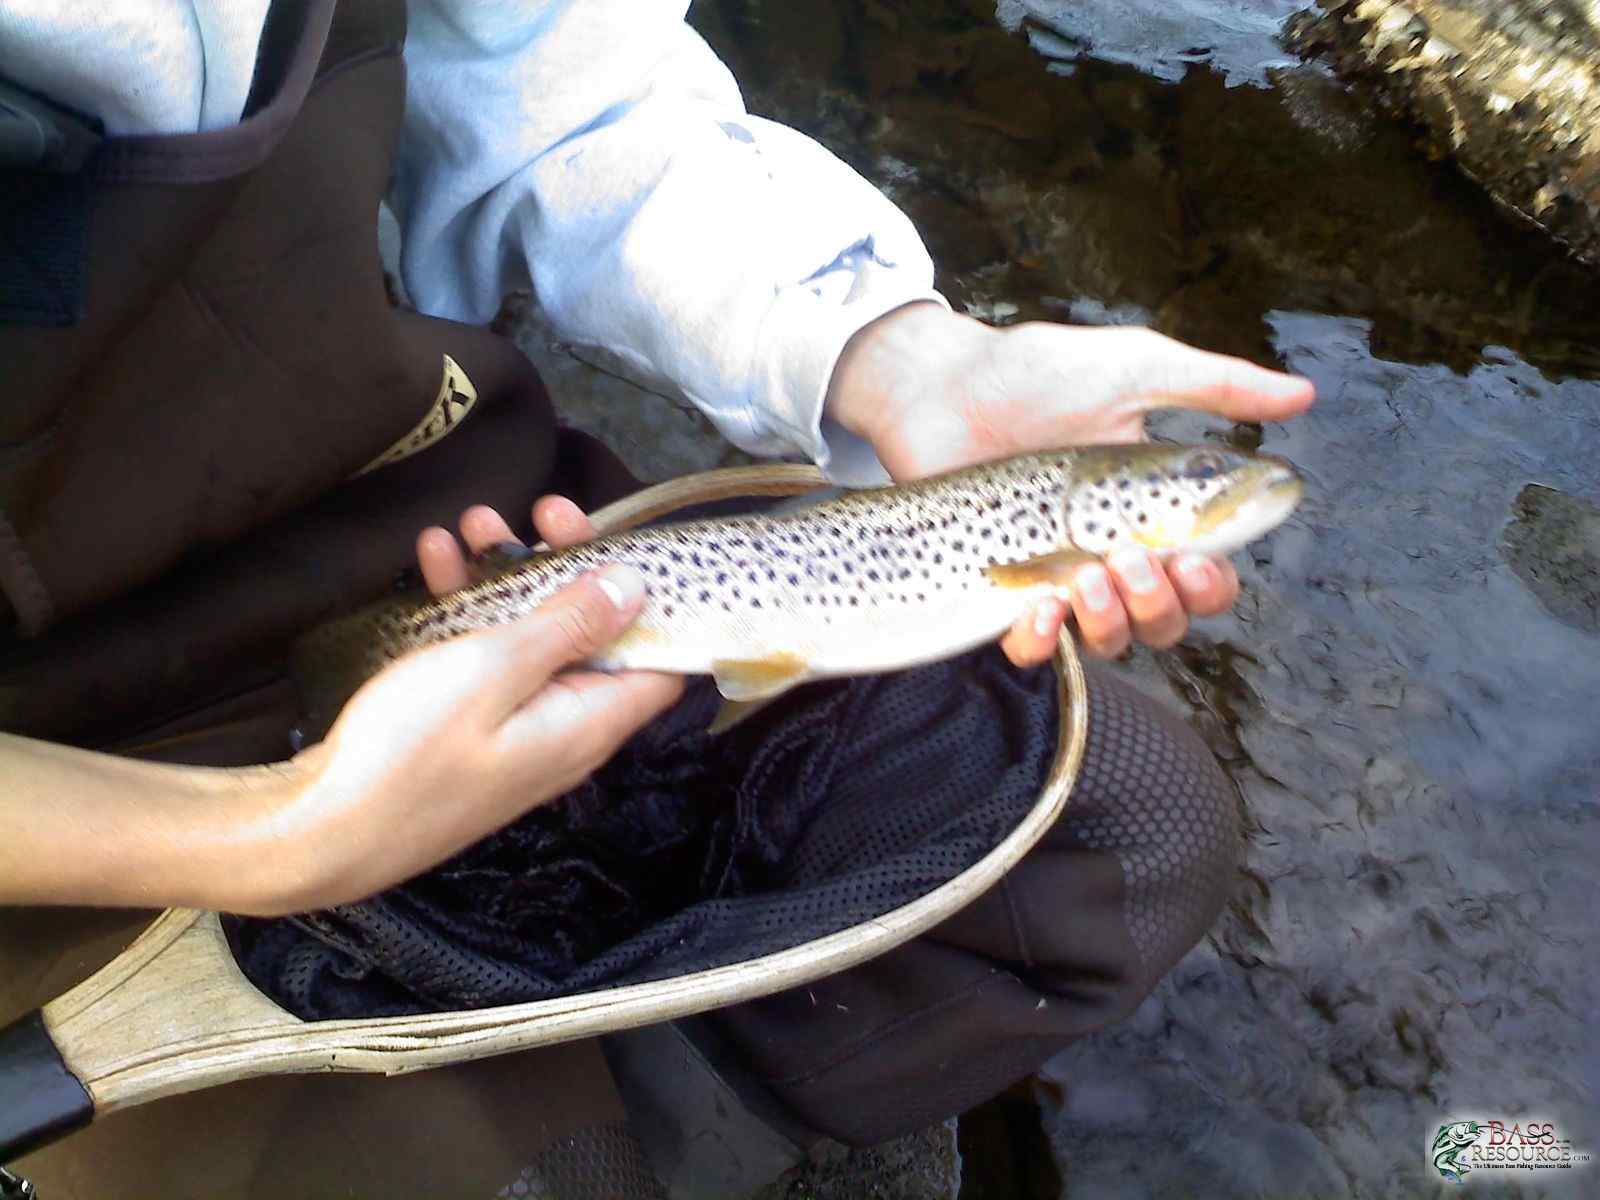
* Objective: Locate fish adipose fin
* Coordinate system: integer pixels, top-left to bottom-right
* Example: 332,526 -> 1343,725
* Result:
983,548 -> 1097,589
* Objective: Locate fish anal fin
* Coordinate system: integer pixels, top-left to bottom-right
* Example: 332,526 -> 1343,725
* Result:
983,548 -> 1097,589
708,696 -> 783,736
711,652 -> 810,702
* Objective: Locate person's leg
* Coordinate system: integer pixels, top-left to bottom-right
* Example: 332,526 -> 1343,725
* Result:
704,665 -> 1239,1146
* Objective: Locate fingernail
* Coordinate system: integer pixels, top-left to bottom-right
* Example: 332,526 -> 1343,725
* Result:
1176,555 -> 1213,592
1077,565 -> 1114,611
1111,550 -> 1158,594
595,564 -> 645,609
1033,599 -> 1060,638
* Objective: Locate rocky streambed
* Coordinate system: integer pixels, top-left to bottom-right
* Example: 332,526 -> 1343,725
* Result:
1289,0 -> 1600,268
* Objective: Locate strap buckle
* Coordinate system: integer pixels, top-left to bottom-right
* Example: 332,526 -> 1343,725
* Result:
0,1166 -> 37,1199
0,79 -> 102,172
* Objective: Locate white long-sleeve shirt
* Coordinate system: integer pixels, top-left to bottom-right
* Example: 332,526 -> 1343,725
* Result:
0,1 -> 946,483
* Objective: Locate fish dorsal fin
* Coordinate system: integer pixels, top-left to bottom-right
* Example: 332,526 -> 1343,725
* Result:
473,540 -> 543,580
983,548 -> 1097,589
711,652 -> 810,702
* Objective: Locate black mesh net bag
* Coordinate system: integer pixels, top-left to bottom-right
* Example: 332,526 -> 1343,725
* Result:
224,644 -> 1063,1020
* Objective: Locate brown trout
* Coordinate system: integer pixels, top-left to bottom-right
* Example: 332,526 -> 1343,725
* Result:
296,444 -> 1301,730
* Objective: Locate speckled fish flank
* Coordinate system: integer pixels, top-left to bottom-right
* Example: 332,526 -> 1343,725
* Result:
295,444 -> 1301,726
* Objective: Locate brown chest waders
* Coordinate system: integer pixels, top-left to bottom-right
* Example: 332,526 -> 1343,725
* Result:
0,0 -> 616,763
0,3 -> 642,1194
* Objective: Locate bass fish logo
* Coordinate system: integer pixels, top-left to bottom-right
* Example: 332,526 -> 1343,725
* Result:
1432,1121 -> 1484,1183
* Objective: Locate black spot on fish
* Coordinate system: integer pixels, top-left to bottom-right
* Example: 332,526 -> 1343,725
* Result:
663,604 -> 675,617
849,596 -> 859,606
1106,530 -> 1119,540
1100,499 -> 1112,511
1137,514 -> 1148,524
751,598 -> 762,609
951,539 -> 964,552
699,590 -> 711,602
1170,497 -> 1181,507
787,573 -> 799,585
716,571 -> 729,584
1117,479 -> 1131,490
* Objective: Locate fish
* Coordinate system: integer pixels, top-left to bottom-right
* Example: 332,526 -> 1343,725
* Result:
294,443 -> 1302,735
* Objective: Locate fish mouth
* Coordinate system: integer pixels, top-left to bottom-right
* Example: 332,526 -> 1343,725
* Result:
1186,461 -> 1304,556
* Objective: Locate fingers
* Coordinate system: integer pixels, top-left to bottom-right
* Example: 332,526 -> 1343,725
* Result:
419,496 -> 596,598
417,526 -> 471,596
1107,549 -> 1189,649
1001,596 -> 1066,667
1167,554 -> 1239,618
1127,329 -> 1315,424
1069,563 -> 1132,658
497,669 -> 684,780
480,564 -> 650,717
459,504 -> 519,554
532,495 -> 597,548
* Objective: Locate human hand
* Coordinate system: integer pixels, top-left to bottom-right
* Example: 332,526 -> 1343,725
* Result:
824,302 -> 1314,662
231,499 -> 682,915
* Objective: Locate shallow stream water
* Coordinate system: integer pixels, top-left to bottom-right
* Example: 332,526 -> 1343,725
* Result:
691,2 -> 1599,1195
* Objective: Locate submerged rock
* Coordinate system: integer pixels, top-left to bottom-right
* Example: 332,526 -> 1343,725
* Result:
1501,483 -> 1600,633
1289,0 -> 1600,267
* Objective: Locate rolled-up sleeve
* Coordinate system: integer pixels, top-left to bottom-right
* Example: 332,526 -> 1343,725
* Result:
394,0 -> 945,484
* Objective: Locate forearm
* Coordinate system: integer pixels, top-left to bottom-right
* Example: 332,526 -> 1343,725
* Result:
0,734 -> 288,911
395,0 -> 945,483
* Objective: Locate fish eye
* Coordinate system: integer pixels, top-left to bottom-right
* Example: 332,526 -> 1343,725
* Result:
1182,451 -> 1229,481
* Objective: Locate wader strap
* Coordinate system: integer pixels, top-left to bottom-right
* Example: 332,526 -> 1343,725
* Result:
92,0 -> 335,186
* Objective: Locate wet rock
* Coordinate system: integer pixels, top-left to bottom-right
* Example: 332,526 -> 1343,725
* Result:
996,0 -> 1303,88
1500,483 -> 1600,633
1289,0 -> 1600,267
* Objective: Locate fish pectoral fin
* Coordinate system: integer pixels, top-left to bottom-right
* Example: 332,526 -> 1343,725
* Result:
982,548 -> 1098,589
711,652 -> 811,702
